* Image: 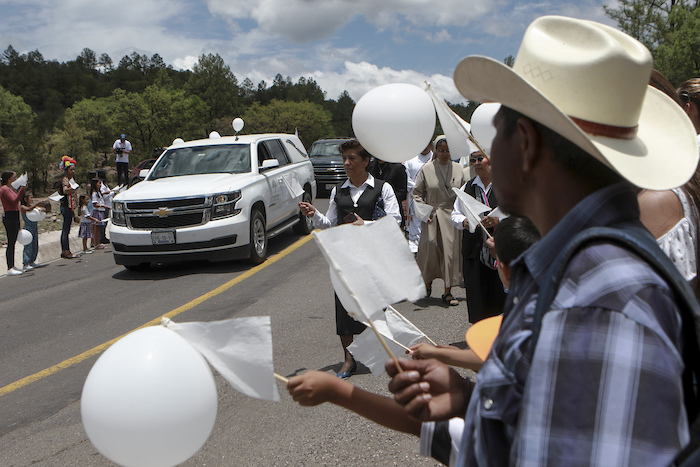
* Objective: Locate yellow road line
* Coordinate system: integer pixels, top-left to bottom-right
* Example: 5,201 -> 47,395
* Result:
0,235 -> 314,397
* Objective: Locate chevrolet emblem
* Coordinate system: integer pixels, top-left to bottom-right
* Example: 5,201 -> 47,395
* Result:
154,207 -> 172,217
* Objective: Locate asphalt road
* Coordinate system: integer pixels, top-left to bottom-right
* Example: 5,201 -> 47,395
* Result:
0,199 -> 472,466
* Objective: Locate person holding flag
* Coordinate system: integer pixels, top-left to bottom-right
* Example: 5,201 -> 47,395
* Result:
299,139 -> 401,378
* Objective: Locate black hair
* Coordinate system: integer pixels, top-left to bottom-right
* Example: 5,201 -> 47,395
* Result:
21,191 -> 32,206
338,139 -> 372,160
498,106 -> 623,191
493,216 -> 541,265
1,171 -> 15,186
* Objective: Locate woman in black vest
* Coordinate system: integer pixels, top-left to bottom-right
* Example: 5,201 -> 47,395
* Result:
451,151 -> 506,323
300,140 -> 401,378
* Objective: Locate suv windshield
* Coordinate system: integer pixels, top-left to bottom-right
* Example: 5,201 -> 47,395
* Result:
309,141 -> 343,157
150,144 -> 251,179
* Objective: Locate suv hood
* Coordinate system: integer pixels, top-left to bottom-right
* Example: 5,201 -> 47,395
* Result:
115,173 -> 257,201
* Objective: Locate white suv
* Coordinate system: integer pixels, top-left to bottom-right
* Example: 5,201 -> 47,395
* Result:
109,133 -> 316,270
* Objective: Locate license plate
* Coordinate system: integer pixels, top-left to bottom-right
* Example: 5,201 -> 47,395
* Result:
325,184 -> 336,190
151,231 -> 175,245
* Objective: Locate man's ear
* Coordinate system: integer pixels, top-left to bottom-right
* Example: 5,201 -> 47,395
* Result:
515,117 -> 541,174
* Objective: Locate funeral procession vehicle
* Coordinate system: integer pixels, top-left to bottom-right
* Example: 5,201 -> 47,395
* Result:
109,133 -> 317,270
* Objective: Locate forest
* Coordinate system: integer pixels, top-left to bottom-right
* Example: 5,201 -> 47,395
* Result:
0,47 -> 475,193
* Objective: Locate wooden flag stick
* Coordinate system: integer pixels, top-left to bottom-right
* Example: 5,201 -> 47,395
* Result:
387,306 -> 438,346
366,317 -> 405,371
274,372 -> 289,384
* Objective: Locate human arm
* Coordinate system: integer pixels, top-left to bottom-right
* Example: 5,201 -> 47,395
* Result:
451,183 -> 468,230
638,189 -> 684,239
513,300 -> 687,465
380,182 -> 402,225
304,186 -> 337,229
408,343 -> 483,371
286,371 -> 421,436
386,358 -> 471,422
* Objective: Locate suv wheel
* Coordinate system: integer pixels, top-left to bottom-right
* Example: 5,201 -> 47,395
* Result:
249,209 -> 267,263
293,192 -> 314,235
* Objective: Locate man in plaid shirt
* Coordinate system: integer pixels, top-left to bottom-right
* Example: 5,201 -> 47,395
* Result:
388,16 -> 699,466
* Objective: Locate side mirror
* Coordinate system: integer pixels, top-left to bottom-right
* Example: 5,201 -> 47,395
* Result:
260,159 -> 280,169
139,169 -> 149,178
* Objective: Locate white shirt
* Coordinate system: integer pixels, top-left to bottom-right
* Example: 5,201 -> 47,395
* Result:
404,151 -> 433,192
100,183 -> 113,209
451,176 -> 492,231
313,174 -> 401,229
91,191 -> 105,212
113,139 -> 132,163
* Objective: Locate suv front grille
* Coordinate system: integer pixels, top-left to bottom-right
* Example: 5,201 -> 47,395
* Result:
122,196 -> 210,230
129,212 -> 206,229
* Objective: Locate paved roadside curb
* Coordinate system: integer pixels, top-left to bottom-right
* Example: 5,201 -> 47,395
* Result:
1,229 -> 97,276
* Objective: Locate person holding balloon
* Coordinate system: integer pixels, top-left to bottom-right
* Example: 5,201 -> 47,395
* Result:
299,139 -> 401,378
20,191 -> 45,271
1,170 -> 27,276
413,135 -> 465,306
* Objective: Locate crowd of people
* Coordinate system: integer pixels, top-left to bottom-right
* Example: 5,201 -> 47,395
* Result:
291,15 -> 700,467
1,152 -> 121,275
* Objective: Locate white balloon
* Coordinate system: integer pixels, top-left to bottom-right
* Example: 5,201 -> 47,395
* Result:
470,103 -> 501,156
17,229 -> 33,245
26,209 -> 42,222
232,118 -> 244,132
81,326 -> 218,467
352,84 -> 436,163
38,210 -> 47,221
172,138 -> 185,145
209,131 -> 221,139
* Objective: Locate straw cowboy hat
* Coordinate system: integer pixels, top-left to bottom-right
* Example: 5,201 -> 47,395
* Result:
454,15 -> 698,190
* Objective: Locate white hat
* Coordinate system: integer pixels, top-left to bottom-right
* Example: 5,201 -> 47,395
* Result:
454,16 -> 698,190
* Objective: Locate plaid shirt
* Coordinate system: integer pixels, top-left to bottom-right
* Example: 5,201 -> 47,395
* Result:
458,183 -> 689,466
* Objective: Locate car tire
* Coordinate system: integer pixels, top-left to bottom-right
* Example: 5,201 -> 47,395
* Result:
293,192 -> 314,235
124,263 -> 150,271
249,209 -> 267,264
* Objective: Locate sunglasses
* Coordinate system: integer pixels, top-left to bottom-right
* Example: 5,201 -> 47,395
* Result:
470,156 -> 485,164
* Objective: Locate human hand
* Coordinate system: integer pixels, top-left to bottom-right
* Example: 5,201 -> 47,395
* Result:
386,358 -> 469,421
482,216 -> 499,229
351,213 -> 364,226
286,371 -> 346,406
407,343 -> 459,360
485,236 -> 496,259
299,202 -> 315,217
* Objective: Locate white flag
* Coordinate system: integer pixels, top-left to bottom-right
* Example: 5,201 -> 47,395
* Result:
163,317 -> 279,401
413,201 -> 433,223
282,174 -> 304,200
49,191 -> 64,202
348,327 -> 407,376
452,187 -> 490,233
11,173 -> 27,189
487,206 -> 509,220
347,307 -> 426,376
313,216 -> 425,324
426,83 -> 477,159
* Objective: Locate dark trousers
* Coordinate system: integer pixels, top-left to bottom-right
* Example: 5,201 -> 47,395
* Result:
116,162 -> 129,185
463,257 -> 507,323
3,211 -> 20,269
60,206 -> 73,251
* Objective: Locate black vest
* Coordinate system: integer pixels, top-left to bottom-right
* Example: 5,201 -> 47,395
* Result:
334,180 -> 385,224
462,178 -> 498,258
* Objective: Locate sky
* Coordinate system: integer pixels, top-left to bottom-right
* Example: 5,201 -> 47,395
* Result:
0,0 -> 617,104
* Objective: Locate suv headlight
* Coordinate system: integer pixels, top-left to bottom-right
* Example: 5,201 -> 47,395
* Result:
211,190 -> 242,219
112,201 -> 126,226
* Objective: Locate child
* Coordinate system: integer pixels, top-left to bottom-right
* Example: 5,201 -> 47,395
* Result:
407,216 -> 541,370
78,195 -> 98,254
19,192 -> 44,270
90,179 -> 107,249
285,216 -> 540,465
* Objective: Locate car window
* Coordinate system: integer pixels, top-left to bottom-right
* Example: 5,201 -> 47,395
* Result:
263,140 -> 290,166
309,141 -> 342,157
150,145 -> 251,179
